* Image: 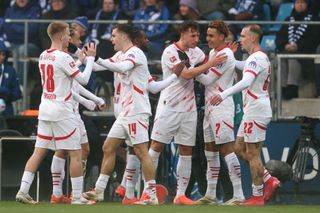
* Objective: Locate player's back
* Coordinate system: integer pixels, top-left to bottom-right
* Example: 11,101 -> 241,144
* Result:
243,50 -> 271,118
38,49 -> 79,121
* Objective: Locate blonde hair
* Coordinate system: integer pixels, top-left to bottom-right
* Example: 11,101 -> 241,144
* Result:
47,21 -> 69,40
208,20 -> 230,38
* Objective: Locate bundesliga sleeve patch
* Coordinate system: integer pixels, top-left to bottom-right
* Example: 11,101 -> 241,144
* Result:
127,53 -> 135,59
248,61 -> 257,69
170,56 -> 177,63
69,61 -> 76,68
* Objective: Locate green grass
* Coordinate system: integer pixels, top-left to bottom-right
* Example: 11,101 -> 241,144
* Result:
0,202 -> 320,213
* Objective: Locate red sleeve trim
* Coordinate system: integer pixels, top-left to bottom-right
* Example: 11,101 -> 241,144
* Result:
109,58 -> 114,62
245,70 -> 257,76
125,58 -> 136,66
70,70 -> 80,78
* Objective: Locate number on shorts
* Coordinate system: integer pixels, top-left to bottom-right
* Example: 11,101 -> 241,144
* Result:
40,64 -> 55,92
215,123 -> 221,135
128,123 -> 137,137
244,122 -> 253,134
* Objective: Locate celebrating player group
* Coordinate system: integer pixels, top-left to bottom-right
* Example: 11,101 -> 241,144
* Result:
15,19 -> 280,206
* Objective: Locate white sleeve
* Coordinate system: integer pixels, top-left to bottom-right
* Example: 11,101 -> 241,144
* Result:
75,60 -> 82,67
78,84 -> 105,105
73,56 -> 94,85
95,58 -> 134,73
92,62 -> 108,71
195,71 -> 220,86
220,72 -> 255,100
72,92 -> 96,111
147,74 -> 177,94
235,60 -> 245,70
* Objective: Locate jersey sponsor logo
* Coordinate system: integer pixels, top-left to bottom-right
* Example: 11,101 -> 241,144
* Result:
248,61 -> 257,69
69,61 -> 76,68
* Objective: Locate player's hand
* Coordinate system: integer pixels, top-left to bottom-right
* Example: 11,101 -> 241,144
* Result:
172,61 -> 185,76
85,100 -> 97,111
84,42 -> 96,57
98,103 -> 108,111
210,52 -> 227,67
210,94 -> 223,106
78,49 -> 86,63
228,41 -> 239,53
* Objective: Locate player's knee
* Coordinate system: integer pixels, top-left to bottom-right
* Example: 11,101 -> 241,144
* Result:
150,140 -> 165,153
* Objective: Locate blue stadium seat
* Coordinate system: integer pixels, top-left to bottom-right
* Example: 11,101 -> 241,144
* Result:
269,3 -> 294,32
262,4 -> 272,32
260,35 -> 276,52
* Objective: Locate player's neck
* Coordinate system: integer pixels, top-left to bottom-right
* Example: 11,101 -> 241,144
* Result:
176,40 -> 188,52
249,44 -> 260,55
50,41 -> 63,51
121,41 -> 134,53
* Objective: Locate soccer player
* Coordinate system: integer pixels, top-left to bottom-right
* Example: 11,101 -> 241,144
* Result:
211,24 -> 279,206
50,28 -> 107,204
148,20 -> 227,205
15,21 -> 96,205
195,20 -> 245,205
82,24 -> 159,205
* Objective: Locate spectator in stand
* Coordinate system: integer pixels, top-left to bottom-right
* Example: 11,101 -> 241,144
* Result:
38,0 -> 77,50
0,40 -> 22,117
197,0 -> 235,20
0,0 -> 11,17
71,16 -> 89,43
118,0 -> 140,18
3,0 -> 41,83
228,0 -> 263,34
88,0 -> 127,83
275,0 -> 319,99
134,0 -> 170,61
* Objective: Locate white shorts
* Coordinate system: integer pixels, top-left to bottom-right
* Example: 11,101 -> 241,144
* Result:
237,117 -> 271,143
35,118 -> 81,150
108,113 -> 149,146
151,109 -> 197,146
203,115 -> 235,144
78,117 -> 88,145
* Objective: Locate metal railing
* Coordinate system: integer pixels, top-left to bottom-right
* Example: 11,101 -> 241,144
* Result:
4,19 -> 320,115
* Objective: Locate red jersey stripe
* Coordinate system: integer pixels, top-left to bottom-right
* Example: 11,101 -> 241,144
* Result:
223,121 -> 234,130
210,67 -> 222,76
138,120 -> 148,130
133,84 -> 144,95
247,89 -> 258,99
70,70 -> 80,78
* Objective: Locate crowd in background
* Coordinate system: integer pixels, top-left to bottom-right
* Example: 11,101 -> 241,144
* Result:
0,0 -> 320,117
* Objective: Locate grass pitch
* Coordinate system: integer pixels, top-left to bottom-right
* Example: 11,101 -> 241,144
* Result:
0,202 -> 320,213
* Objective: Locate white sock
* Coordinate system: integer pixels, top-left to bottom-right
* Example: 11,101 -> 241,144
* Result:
205,151 -> 220,199
125,154 -> 140,199
145,180 -> 156,199
19,171 -> 35,194
71,176 -> 83,199
252,184 -> 264,197
263,168 -> 271,183
176,155 -> 192,197
95,174 -> 110,193
51,156 -> 66,197
225,152 -> 244,199
148,149 -> 160,170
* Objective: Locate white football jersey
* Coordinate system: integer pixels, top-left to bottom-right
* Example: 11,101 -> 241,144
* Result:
38,49 -> 80,121
242,50 -> 272,118
109,46 -> 151,117
204,47 -> 235,117
158,43 -> 206,112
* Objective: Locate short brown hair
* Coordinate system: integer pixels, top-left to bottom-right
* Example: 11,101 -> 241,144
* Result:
47,21 -> 69,40
245,24 -> 263,43
208,20 -> 229,38
178,20 -> 199,34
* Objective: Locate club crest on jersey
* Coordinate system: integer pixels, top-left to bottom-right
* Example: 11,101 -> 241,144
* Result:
216,62 -> 224,69
170,56 -> 177,63
69,61 -> 76,68
127,54 -> 135,59
248,61 -> 257,68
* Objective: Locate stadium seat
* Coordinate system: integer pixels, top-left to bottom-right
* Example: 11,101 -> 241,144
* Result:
260,35 -> 276,52
262,3 -> 272,32
269,3 -> 294,32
